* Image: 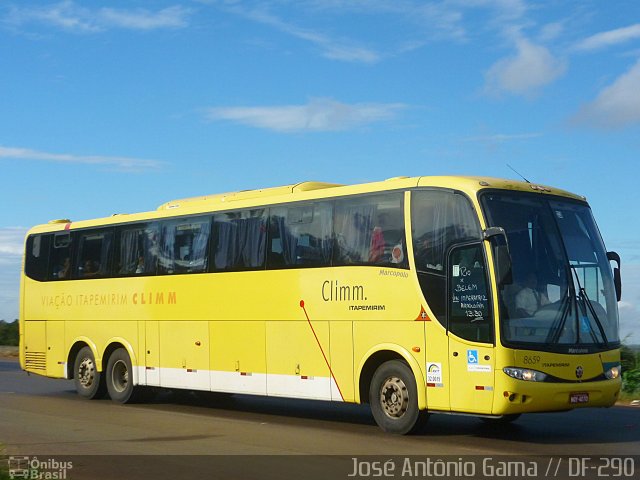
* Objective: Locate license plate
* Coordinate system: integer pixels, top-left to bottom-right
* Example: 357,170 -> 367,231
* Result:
570,392 -> 589,404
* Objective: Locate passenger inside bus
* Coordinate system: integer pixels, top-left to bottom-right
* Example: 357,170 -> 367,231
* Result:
81,259 -> 100,278
514,273 -> 549,317
56,257 -> 71,279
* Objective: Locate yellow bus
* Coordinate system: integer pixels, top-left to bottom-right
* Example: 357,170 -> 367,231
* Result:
19,176 -> 623,434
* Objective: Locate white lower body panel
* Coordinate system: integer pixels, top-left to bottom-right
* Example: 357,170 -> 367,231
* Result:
134,366 -> 343,402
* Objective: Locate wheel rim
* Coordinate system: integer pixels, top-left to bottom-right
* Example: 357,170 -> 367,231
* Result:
111,359 -> 129,393
78,357 -> 95,388
380,376 -> 409,418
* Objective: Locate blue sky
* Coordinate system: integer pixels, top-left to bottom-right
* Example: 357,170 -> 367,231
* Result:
0,0 -> 639,341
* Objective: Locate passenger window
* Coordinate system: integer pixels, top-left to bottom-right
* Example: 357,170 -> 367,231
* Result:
212,209 -> 267,271
50,233 -> 73,280
412,191 -> 480,272
448,243 -> 493,343
76,230 -> 114,278
412,190 -> 481,324
117,225 -> 159,276
158,218 -> 210,274
333,193 -> 407,268
268,202 -> 333,268
25,234 -> 50,281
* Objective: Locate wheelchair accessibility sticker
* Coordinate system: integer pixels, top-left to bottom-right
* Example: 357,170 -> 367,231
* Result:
467,349 -> 491,372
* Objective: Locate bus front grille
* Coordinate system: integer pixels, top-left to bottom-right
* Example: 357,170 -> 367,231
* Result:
25,352 -> 46,371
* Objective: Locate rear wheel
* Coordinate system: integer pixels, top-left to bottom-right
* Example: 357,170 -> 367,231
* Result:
106,348 -> 148,403
369,360 -> 428,434
73,346 -> 106,399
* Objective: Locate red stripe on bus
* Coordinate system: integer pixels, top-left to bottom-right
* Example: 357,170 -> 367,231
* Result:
300,299 -> 345,401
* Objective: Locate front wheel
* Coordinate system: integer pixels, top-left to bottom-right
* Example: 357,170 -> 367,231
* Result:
74,346 -> 106,399
369,360 -> 428,434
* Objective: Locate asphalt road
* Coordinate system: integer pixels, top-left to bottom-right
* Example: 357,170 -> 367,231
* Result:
1,358 -> 639,479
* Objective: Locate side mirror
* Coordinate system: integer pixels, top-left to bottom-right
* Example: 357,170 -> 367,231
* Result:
484,227 -> 513,285
607,251 -> 622,302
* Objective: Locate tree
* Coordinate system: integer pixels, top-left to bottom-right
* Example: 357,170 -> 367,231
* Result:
0,320 -> 19,346
622,369 -> 640,395
620,344 -> 637,373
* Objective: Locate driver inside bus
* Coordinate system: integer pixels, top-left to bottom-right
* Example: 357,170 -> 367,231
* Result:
515,273 -> 549,317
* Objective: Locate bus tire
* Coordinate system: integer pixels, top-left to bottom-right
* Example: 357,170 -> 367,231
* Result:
105,348 -> 141,404
369,360 -> 428,434
73,346 -> 106,399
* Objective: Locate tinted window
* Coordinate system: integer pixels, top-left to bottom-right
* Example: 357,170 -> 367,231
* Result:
449,243 -> 493,343
49,233 -> 73,280
268,202 -> 333,268
25,234 -> 50,281
158,217 -> 210,274
116,224 -> 160,276
411,190 -> 480,324
213,209 -> 267,271
412,191 -> 480,272
76,230 -> 114,278
333,193 -> 407,268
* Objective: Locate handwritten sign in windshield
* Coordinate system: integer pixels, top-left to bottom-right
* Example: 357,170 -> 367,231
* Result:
451,264 -> 489,321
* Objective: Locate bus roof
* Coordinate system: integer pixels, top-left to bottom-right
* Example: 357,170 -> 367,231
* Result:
29,175 -> 585,235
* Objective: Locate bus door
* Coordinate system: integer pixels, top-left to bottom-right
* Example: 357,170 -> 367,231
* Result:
447,243 -> 495,414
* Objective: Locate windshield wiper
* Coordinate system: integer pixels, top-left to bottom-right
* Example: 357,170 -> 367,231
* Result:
571,266 -> 609,346
545,290 -> 571,345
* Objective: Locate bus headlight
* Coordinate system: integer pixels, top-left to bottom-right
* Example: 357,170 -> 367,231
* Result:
604,365 -> 621,379
503,367 -> 547,382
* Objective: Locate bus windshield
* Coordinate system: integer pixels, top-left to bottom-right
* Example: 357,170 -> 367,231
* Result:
481,192 -> 620,352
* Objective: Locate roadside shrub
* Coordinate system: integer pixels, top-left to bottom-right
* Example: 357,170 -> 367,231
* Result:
622,368 -> 640,395
0,320 -> 18,346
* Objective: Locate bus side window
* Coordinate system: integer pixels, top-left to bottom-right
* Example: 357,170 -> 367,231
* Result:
333,193 -> 407,268
268,202 -> 333,268
76,230 -> 114,279
25,234 -> 51,281
411,190 -> 481,325
212,209 -> 267,271
117,225 -> 159,276
158,217 -> 210,275
50,233 -> 73,280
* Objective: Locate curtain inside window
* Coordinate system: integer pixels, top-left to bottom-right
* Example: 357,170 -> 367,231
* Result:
214,210 -> 266,270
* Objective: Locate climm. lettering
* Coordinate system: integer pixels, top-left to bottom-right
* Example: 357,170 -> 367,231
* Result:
132,291 -> 177,305
321,280 -> 366,302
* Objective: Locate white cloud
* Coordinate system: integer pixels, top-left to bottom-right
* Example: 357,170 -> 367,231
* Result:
218,0 -> 532,62
573,59 -> 640,129
0,227 -> 27,259
4,1 -> 190,33
0,145 -> 165,172
464,132 -> 542,143
98,6 -> 190,30
227,6 -> 380,63
484,37 -> 567,96
205,98 -> 405,132
574,23 -> 640,52
538,21 -> 564,42
0,227 -> 25,322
